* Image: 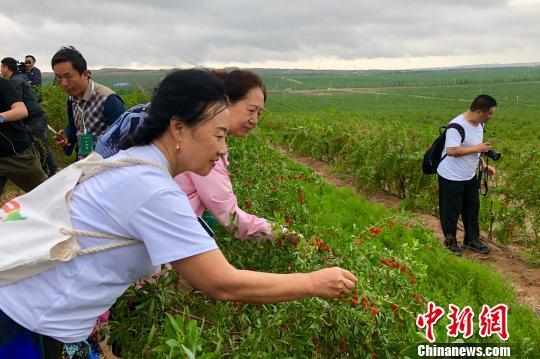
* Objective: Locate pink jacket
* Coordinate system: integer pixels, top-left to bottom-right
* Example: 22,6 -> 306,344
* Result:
174,153 -> 273,240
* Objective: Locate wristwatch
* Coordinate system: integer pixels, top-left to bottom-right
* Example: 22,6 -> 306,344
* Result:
0,114 -> 5,124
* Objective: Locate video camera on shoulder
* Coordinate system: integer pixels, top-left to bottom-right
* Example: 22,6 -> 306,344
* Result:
16,61 -> 27,73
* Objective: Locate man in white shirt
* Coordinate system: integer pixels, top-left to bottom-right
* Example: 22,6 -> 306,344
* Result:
437,95 -> 497,256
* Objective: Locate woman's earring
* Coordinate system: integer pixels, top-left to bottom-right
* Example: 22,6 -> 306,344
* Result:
176,141 -> 182,154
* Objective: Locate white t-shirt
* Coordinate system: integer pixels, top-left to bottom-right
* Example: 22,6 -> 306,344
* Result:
0,144 -> 218,343
437,114 -> 483,181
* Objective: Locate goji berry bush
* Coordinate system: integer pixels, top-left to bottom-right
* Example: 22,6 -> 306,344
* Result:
106,134 -> 540,358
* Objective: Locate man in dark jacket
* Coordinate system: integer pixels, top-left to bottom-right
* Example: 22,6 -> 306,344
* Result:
0,77 -> 47,195
1,57 -> 57,175
24,55 -> 42,87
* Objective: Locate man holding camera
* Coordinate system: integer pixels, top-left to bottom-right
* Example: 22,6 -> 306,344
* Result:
1,57 -> 58,176
24,55 -> 41,87
437,95 -> 497,256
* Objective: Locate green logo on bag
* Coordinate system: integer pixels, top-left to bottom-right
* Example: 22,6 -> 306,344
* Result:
0,200 -> 27,222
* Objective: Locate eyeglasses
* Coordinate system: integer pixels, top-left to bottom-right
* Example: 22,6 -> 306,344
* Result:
55,75 -> 75,83
24,61 -> 32,64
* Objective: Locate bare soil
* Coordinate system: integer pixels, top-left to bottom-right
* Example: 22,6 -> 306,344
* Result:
277,146 -> 540,315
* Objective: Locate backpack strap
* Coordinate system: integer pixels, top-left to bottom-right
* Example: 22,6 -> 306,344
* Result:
446,123 -> 465,143
439,123 -> 465,163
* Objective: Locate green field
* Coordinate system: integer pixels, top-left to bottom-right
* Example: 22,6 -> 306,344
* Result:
22,66 -> 539,357
39,67 -> 540,253
42,65 -> 540,92
258,78 -> 539,253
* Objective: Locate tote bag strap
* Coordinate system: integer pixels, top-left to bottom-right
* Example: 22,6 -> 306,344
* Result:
77,157 -> 167,183
58,228 -> 138,256
64,156 -> 168,255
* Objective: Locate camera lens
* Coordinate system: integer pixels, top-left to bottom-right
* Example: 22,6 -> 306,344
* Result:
486,150 -> 501,161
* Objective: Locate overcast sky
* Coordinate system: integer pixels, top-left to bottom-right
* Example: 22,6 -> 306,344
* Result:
1,0 -> 539,72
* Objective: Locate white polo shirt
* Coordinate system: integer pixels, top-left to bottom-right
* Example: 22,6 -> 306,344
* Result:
0,144 -> 218,343
437,114 -> 483,181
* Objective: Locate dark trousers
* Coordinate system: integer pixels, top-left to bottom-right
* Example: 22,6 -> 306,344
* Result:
0,146 -> 48,196
25,115 -> 58,175
0,309 -> 62,359
438,175 -> 480,243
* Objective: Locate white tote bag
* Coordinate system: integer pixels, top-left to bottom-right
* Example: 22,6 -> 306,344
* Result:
0,152 -> 163,286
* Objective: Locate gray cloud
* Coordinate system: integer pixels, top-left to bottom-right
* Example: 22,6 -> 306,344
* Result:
1,0 -> 539,69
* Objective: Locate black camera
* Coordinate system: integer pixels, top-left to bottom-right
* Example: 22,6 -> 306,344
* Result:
486,149 -> 501,161
16,61 -> 27,73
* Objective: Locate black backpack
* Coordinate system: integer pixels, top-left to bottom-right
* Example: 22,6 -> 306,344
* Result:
422,123 -> 465,174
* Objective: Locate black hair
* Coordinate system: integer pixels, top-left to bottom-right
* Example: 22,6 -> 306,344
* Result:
25,55 -> 36,62
213,69 -> 267,103
51,46 -> 87,74
120,69 -> 228,150
470,94 -> 497,112
1,57 -> 18,72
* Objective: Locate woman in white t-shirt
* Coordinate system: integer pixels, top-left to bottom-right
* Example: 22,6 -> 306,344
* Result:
0,69 -> 357,358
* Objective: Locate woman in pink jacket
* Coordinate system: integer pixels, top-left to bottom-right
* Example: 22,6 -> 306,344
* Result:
174,70 -> 275,240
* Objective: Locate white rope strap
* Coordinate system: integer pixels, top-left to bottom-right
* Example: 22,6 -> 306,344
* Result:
60,157 -> 168,255
77,157 -> 167,183
59,228 -> 139,256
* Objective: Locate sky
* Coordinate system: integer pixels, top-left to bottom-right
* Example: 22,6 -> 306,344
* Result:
1,0 -> 540,72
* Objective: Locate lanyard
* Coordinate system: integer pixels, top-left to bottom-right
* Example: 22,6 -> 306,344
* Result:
74,81 -> 95,135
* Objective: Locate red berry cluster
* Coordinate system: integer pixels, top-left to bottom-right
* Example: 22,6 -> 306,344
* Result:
278,174 -> 304,182
379,257 -> 407,273
369,226 -> 383,238
305,236 -> 331,253
340,293 -> 380,316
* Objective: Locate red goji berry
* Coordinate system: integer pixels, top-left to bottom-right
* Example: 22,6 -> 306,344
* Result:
338,340 -> 346,353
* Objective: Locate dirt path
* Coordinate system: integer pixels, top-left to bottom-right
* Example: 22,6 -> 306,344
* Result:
277,147 -> 540,315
